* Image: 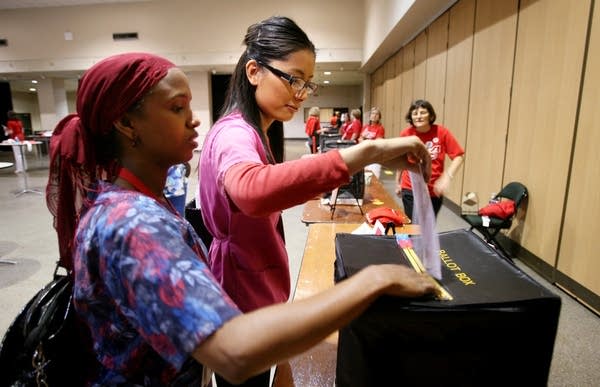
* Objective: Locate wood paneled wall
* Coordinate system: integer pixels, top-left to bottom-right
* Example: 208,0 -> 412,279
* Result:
401,41 -> 415,122
506,0 -> 590,264
424,13 -> 448,126
391,51 -> 404,134
464,0 -> 518,205
414,32 -> 428,99
444,0 -> 475,202
368,0 -> 599,310
557,0 -> 600,299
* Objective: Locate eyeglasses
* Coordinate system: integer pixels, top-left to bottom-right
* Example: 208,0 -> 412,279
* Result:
256,60 -> 318,96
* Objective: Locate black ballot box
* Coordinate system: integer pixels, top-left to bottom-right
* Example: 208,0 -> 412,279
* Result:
334,229 -> 561,387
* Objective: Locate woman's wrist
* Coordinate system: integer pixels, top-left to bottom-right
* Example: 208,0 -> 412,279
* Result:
360,265 -> 391,298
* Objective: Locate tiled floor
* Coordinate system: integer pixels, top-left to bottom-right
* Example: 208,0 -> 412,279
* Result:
1,141 -> 600,386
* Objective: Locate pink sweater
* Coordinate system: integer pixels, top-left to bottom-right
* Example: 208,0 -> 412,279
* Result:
199,112 -> 350,312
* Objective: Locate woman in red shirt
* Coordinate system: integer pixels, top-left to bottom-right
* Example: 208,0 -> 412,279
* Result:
359,107 -> 386,177
341,108 -> 362,141
359,107 -> 385,141
5,111 -> 27,172
305,106 -> 321,153
6,111 -> 25,141
338,112 -> 349,135
396,100 -> 465,220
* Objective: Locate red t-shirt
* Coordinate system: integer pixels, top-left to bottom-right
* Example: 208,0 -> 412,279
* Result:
305,116 -> 320,137
6,118 -> 25,141
399,124 -> 464,196
330,115 -> 338,128
342,119 -> 361,140
339,121 -> 350,135
361,123 -> 385,140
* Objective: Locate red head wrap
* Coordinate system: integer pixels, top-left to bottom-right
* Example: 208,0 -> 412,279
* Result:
46,52 -> 175,271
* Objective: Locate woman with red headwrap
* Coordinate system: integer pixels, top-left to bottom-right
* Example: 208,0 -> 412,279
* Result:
46,52 -> 435,385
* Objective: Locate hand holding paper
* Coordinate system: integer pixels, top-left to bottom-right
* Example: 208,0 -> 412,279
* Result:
409,168 -> 442,279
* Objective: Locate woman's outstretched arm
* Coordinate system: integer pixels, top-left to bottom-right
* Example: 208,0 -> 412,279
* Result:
193,264 -> 436,384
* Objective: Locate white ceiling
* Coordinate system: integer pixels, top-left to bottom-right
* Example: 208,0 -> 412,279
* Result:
0,0 -> 364,93
0,0 -> 150,10
5,62 -> 364,94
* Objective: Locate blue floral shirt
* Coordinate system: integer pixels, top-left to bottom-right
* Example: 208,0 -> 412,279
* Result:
73,181 -> 240,385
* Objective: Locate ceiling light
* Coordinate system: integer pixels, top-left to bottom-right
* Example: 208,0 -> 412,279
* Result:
29,88 -> 37,92
31,80 -> 38,84
324,80 -> 330,84
324,71 -> 332,75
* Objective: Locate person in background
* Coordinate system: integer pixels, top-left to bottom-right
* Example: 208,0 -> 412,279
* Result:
45,51 -> 435,386
396,99 -> 465,220
5,111 -> 27,172
341,108 -> 362,141
359,107 -> 386,178
5,111 -> 25,141
199,16 -> 433,387
360,107 -> 385,141
338,111 -> 349,135
164,162 -> 190,216
329,110 -> 341,132
305,106 -> 321,153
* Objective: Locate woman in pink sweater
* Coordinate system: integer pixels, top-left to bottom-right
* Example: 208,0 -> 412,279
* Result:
199,16 -> 432,386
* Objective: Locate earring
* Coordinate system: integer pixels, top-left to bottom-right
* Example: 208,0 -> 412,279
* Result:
131,134 -> 140,148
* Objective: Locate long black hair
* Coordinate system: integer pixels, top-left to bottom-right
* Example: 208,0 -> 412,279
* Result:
221,16 -> 315,163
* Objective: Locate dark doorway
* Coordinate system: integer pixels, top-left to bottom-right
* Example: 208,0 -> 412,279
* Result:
211,74 -> 231,123
0,82 -> 13,142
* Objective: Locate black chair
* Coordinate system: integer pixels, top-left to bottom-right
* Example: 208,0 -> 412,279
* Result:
319,132 -> 341,153
321,139 -> 364,218
461,182 -> 528,261
328,171 -> 365,219
321,139 -> 356,153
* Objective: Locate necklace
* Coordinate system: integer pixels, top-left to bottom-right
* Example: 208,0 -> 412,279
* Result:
117,167 -> 178,215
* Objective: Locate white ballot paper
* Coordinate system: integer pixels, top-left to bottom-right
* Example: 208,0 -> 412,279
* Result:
409,169 -> 442,280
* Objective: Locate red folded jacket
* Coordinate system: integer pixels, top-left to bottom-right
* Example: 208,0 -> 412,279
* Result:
366,207 -> 404,226
478,199 -> 515,219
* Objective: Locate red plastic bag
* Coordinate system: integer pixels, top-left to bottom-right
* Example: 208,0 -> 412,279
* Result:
478,199 -> 515,219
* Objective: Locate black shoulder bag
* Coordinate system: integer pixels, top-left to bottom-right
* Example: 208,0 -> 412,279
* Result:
0,265 -> 97,386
